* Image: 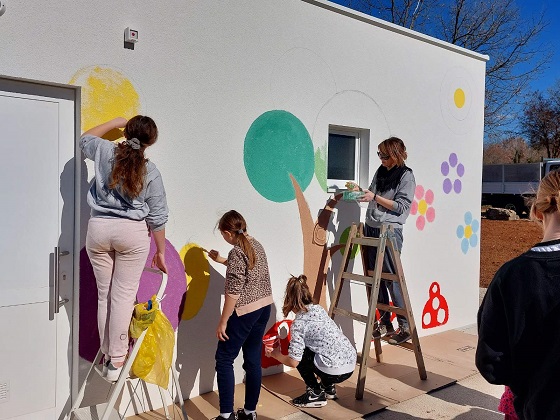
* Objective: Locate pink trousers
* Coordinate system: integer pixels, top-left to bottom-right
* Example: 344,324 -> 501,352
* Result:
86,217 -> 150,364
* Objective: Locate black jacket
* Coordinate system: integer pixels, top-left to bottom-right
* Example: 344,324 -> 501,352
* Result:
476,239 -> 560,420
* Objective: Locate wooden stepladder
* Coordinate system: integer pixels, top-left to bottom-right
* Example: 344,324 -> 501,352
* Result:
328,223 -> 426,400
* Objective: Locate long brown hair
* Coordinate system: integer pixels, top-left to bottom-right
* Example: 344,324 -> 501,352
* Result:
218,210 -> 256,270
282,274 -> 313,317
530,170 -> 560,223
109,115 -> 158,198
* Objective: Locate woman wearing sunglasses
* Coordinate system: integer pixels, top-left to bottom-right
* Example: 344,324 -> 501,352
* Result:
353,137 -> 415,345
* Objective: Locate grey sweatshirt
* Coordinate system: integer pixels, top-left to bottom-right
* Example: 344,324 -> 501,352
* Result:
365,168 -> 415,228
289,304 -> 357,375
80,135 -> 168,231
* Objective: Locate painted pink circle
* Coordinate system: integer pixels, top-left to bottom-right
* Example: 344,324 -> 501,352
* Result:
415,185 -> 424,200
410,200 -> 418,215
416,215 -> 426,230
426,206 -> 436,222
425,189 -> 434,205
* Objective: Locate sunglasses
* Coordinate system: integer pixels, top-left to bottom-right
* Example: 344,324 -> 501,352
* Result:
377,151 -> 390,160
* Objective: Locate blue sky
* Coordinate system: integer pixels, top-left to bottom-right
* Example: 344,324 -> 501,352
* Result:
518,0 -> 560,93
328,0 -> 559,93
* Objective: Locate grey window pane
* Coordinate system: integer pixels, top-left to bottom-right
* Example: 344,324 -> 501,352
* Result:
328,133 -> 355,179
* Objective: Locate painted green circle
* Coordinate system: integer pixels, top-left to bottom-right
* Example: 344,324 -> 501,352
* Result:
339,226 -> 359,259
244,110 -> 314,202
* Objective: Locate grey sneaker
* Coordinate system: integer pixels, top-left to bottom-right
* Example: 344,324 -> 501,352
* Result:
372,323 -> 395,339
388,327 -> 411,345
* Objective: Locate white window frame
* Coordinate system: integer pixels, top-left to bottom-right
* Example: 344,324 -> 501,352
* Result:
327,125 -> 369,192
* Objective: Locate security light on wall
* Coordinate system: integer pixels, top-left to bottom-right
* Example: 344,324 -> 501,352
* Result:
124,27 -> 138,50
0,2 -> 6,17
124,27 -> 138,43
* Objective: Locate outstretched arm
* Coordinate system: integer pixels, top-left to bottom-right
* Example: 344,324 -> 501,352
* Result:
82,117 -> 127,138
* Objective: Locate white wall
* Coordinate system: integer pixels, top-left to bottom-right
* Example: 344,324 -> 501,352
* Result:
0,0 -> 487,412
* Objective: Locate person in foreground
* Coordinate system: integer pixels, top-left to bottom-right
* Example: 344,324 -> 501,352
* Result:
208,210 -> 273,420
352,136 -> 415,345
476,170 -> 560,420
80,116 -> 168,382
265,275 -> 357,408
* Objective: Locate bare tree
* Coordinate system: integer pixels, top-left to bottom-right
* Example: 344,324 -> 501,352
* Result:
483,136 -> 544,164
343,0 -> 552,136
521,87 -> 560,158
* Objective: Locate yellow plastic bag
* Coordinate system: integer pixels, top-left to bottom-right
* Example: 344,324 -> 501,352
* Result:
130,295 -> 175,388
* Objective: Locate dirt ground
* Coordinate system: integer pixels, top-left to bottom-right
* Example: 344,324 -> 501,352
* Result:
480,217 -> 543,288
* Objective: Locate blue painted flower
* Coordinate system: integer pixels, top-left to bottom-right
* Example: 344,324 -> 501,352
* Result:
456,211 -> 479,254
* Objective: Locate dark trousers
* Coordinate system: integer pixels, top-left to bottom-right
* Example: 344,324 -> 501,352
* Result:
215,305 -> 271,413
364,225 -> 408,328
296,348 -> 353,390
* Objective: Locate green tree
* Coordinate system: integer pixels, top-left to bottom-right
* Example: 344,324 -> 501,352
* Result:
244,110 -> 344,306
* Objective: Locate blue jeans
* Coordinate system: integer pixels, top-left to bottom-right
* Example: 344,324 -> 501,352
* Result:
364,225 -> 408,329
215,305 -> 271,413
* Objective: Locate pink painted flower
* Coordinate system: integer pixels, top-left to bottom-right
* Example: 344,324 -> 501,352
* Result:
410,185 -> 436,231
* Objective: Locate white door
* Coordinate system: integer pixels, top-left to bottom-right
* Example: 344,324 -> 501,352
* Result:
0,78 -> 77,420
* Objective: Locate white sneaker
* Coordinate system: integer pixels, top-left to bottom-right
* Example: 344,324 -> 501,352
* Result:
105,362 -> 123,382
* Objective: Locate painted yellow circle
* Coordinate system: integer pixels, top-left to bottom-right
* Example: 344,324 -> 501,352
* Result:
418,199 -> 428,216
464,225 -> 473,239
454,88 -> 465,109
179,243 -> 210,320
69,66 -> 141,138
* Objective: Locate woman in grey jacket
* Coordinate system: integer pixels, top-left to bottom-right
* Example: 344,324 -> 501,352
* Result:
356,136 -> 415,345
81,116 -> 168,382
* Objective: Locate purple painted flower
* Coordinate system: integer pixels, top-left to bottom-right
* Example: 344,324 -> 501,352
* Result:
442,153 -> 465,194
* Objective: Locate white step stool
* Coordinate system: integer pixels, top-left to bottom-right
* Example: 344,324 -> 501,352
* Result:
69,267 -> 188,420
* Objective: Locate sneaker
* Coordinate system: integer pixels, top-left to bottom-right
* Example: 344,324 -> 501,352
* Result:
105,362 -> 124,382
292,387 -> 327,408
236,408 -> 257,419
212,415 -> 238,420
372,323 -> 395,339
321,384 -> 337,400
387,327 -> 411,345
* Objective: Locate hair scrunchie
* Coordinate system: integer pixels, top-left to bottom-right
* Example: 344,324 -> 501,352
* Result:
124,137 -> 141,150
237,229 -> 244,234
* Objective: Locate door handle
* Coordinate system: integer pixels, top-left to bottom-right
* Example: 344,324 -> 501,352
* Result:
50,247 -> 70,319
